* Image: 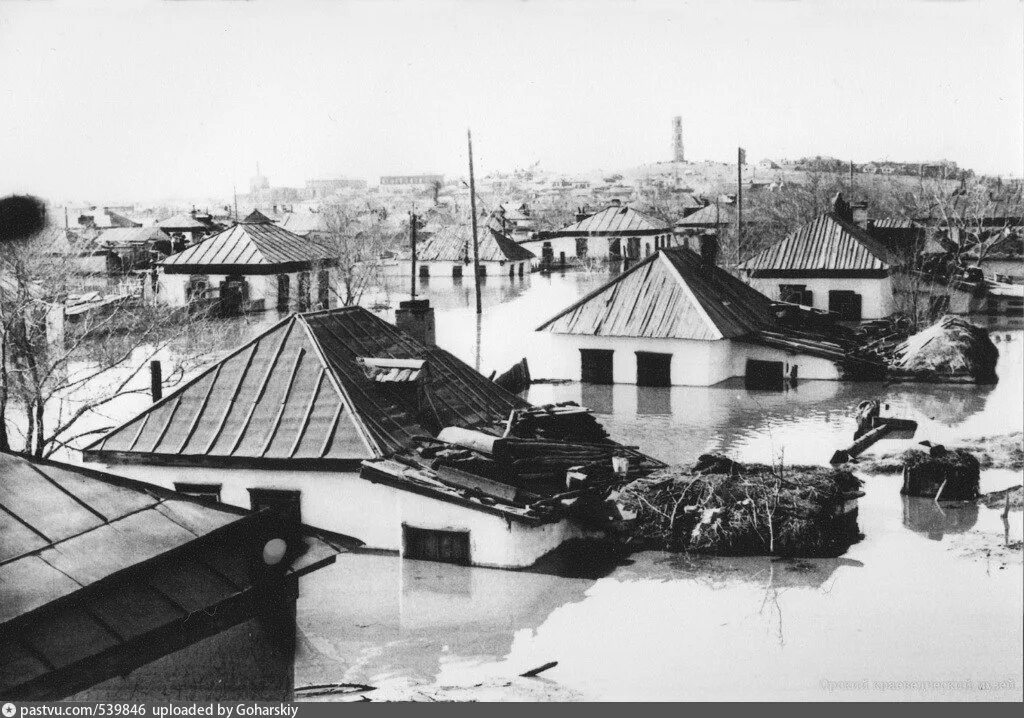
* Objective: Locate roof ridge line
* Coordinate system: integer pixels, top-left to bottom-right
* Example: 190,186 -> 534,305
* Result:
658,251 -> 725,340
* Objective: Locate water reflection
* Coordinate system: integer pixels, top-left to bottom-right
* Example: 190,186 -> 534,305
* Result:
902,496 -> 980,540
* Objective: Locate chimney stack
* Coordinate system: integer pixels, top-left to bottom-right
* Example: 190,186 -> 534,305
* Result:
395,299 -> 436,346
575,206 -> 587,223
609,198 -> 622,208
851,202 -> 869,229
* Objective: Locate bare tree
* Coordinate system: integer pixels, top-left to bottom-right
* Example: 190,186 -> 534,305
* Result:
317,199 -> 394,307
0,226 -> 216,458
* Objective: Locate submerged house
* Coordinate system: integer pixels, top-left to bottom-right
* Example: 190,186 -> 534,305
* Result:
537,245 -> 856,387
82,306 -> 634,568
155,212 -> 337,314
407,223 -> 535,279
738,194 -> 897,320
523,200 -> 673,265
0,451 -> 335,700
96,226 -> 168,272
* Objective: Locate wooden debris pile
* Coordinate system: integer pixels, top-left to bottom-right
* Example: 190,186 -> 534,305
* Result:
888,315 -> 999,383
900,443 -> 980,500
505,402 -> 610,443
617,454 -> 864,557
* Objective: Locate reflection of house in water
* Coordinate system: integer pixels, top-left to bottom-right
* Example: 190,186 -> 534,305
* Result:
902,496 -> 979,541
295,553 -> 594,690
0,452 -> 336,700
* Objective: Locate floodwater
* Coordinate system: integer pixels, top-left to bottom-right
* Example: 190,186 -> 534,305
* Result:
288,270 -> 1024,702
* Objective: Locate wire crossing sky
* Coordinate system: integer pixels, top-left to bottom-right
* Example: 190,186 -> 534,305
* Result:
1,0 -> 1021,203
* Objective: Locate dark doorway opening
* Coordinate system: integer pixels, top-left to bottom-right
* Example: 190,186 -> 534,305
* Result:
452,265 -> 463,278
403,525 -> 471,565
828,290 -> 862,321
745,359 -> 785,390
297,272 -> 311,312
219,276 -> 247,316
276,274 -> 290,311
636,351 -> 672,387
317,269 -> 330,309
580,349 -> 614,384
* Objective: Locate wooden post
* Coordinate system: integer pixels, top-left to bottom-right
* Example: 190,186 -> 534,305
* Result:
468,129 -> 482,315
150,360 -> 162,402
409,212 -> 417,300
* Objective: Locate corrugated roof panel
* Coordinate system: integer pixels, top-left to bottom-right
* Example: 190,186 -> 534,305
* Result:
161,222 -> 333,269
739,213 -> 891,272
557,205 -> 668,234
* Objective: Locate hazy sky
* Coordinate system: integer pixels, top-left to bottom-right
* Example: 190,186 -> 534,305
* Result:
1,0 -> 1022,204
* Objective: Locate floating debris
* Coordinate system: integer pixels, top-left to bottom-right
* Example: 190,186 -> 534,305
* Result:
889,315 -> 999,383
900,444 -> 980,500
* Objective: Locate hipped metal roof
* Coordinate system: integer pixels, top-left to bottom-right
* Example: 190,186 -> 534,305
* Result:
156,212 -> 209,231
416,224 -> 535,263
85,306 -> 526,466
96,226 -> 167,247
738,212 -> 893,274
537,246 -> 778,341
549,205 -> 669,236
0,452 -> 335,699
159,219 -> 335,272
675,202 -> 738,227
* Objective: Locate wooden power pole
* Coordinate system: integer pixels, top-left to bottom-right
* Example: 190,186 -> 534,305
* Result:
409,211 -> 418,300
468,129 -> 482,315
736,147 -> 745,247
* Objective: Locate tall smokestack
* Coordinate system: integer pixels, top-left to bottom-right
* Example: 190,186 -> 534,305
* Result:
672,116 -> 685,163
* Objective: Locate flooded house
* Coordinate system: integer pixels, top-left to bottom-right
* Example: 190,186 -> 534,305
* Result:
0,451 -> 336,700
963,231 -> 1024,284
522,200 -> 673,266
95,226 -> 167,272
738,194 -> 897,320
495,202 -> 537,241
536,244 -> 854,387
81,306 -> 644,569
154,211 -> 337,314
404,223 -> 535,279
156,210 -> 218,249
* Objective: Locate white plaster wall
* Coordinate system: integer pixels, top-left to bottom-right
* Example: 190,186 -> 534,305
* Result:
86,462 -> 583,568
747,275 -> 895,319
156,270 -> 330,310
542,333 -> 841,385
390,260 -> 529,278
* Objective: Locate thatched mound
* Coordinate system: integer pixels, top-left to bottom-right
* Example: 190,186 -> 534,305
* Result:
618,455 -> 863,557
890,315 -> 998,383
900,446 -> 980,500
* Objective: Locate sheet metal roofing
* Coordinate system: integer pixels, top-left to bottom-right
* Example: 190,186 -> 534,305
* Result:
156,212 -> 209,230
538,246 -> 777,341
552,205 -> 669,235
416,224 -> 535,263
738,212 -> 893,274
85,307 -> 527,463
96,226 -> 166,247
159,221 -> 334,270
675,202 -> 737,227
0,452 -> 335,698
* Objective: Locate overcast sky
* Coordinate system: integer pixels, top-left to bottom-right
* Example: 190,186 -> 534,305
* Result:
1,0 -> 1022,204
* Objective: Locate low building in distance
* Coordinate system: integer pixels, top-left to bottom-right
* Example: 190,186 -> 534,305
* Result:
397,222 -> 535,279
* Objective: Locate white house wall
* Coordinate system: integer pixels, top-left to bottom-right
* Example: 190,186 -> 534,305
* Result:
524,233 -> 675,263
156,269 -> 335,310
747,275 -> 895,319
86,462 -> 585,568
542,333 -> 840,386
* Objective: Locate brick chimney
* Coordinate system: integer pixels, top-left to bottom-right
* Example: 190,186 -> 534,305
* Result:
395,299 -> 435,346
575,206 -> 588,223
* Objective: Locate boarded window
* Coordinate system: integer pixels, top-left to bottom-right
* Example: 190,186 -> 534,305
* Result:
745,359 -> 784,390
580,349 -> 614,384
174,482 -> 222,502
636,351 -> 671,387
403,525 -> 471,565
828,290 -> 862,321
248,488 -> 301,523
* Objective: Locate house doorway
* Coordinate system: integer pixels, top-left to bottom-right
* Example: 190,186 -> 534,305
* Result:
580,349 -> 614,384
403,525 -> 471,565
745,359 -> 785,390
219,276 -> 247,316
636,351 -> 672,387
276,274 -> 290,311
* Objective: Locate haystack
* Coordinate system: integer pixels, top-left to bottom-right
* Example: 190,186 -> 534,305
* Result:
890,315 -> 998,383
900,446 -> 980,500
617,455 -> 863,557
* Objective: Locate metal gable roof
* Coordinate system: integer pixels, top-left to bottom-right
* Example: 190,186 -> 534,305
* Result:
675,202 -> 737,227
554,205 -> 669,235
156,212 -> 208,230
416,224 -> 535,263
738,212 -> 893,273
159,222 -> 334,269
85,307 -> 527,464
96,226 -> 166,247
537,246 -> 775,341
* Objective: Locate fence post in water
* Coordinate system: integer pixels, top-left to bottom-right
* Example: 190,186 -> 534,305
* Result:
150,360 -> 162,402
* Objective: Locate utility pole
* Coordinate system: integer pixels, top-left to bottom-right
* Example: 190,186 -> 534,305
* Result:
233,185 -> 238,223
409,211 -> 418,300
736,147 -> 745,249
849,160 -> 855,189
468,129 -> 482,315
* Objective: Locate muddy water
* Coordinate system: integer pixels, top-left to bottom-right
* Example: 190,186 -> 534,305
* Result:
294,271 -> 1024,701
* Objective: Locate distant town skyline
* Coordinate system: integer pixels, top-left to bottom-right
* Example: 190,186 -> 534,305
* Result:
1,0 -> 1022,204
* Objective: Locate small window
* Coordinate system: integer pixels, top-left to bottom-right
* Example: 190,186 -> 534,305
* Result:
419,264 -> 430,278
745,359 -> 785,390
575,237 -> 588,258
828,290 -> 862,321
174,482 -> 222,502
248,488 -> 301,523
403,525 -> 471,565
477,265 -> 487,277
452,265 -> 463,278
780,284 -> 812,306
317,269 -> 330,309
276,274 -> 290,311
